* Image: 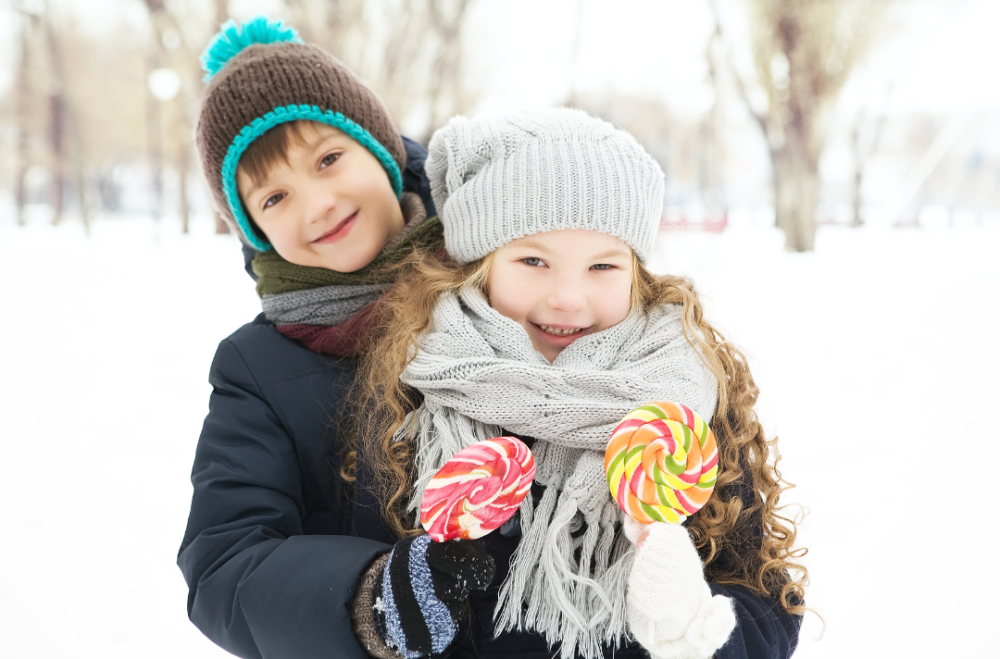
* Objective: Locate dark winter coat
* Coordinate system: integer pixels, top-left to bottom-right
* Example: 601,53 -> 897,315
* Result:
178,137 -> 433,659
179,136 -> 801,659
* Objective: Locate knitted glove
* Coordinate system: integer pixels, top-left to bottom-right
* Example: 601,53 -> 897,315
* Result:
625,518 -> 736,659
373,534 -> 495,658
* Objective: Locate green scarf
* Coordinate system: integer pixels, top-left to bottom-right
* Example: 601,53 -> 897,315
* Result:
251,213 -> 444,297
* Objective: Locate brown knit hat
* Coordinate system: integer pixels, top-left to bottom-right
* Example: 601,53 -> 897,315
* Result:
196,16 -> 405,251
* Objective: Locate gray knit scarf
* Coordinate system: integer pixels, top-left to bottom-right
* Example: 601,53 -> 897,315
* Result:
397,288 -> 718,659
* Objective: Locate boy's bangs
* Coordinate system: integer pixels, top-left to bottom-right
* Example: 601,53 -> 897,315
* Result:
238,120 -> 312,188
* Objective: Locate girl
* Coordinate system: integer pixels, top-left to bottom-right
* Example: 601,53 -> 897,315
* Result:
347,109 -> 807,659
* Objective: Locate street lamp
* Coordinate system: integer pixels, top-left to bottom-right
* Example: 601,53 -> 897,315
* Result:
148,68 -> 181,102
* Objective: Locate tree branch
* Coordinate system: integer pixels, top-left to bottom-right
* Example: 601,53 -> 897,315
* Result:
706,0 -> 768,138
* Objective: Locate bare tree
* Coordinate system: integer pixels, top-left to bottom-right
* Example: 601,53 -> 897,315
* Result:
144,0 -> 183,230
283,0 -> 365,49
3,0 -> 480,235
283,0 -> 478,142
710,0 -> 888,251
422,0 -> 476,140
700,28 -> 727,213
142,0 -> 230,233
11,10 -> 37,227
570,92 -> 676,184
848,98 -> 890,227
39,0 -> 90,232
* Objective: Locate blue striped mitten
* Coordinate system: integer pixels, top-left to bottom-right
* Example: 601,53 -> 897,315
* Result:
373,534 -> 495,658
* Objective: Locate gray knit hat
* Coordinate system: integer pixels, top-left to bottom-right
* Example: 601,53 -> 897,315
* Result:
196,16 -> 404,251
426,108 -> 665,264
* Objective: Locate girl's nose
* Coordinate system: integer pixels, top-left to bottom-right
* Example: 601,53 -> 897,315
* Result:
547,277 -> 587,313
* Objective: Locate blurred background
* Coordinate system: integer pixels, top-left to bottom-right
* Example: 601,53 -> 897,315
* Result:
1,0 -> 997,658
3,0 -> 1000,248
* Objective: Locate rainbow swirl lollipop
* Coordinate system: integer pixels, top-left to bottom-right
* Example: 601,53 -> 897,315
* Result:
605,402 -> 718,524
420,437 -> 535,542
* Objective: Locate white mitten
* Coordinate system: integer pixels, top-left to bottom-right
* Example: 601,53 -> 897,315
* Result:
625,517 -> 736,659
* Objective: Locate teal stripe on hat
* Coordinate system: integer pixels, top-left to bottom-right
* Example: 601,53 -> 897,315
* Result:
221,104 -> 404,252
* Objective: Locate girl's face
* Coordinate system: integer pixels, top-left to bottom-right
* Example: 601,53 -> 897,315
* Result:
486,229 -> 634,363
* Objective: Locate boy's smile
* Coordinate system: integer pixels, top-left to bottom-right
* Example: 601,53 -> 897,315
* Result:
486,229 -> 634,363
237,122 -> 405,272
312,210 -> 359,244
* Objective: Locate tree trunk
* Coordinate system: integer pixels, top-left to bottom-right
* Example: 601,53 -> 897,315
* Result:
14,156 -> 28,228
42,3 -> 89,231
179,144 -> 190,234
14,15 -> 31,227
214,0 -> 228,25
49,93 -> 66,226
214,211 -> 230,234
213,0 -> 231,235
423,0 -> 473,140
848,117 -> 863,227
771,142 -> 818,252
850,161 -> 864,228
147,50 -> 163,223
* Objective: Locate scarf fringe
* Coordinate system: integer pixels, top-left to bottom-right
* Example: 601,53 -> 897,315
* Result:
494,487 -> 635,659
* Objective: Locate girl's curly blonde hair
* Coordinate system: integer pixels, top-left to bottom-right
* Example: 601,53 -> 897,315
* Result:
346,246 -> 808,615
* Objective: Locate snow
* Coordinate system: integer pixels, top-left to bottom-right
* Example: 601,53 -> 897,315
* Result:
654,225 -> 1000,657
0,214 -> 255,659
1,214 -> 998,658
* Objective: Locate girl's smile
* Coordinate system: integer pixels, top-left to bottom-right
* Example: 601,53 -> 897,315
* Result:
534,323 -> 589,336
529,322 -> 593,352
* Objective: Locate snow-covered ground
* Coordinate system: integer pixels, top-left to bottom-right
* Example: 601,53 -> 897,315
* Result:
1,213 -> 997,658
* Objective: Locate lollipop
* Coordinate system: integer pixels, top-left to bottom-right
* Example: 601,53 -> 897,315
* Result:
420,437 -> 535,542
605,402 -> 718,524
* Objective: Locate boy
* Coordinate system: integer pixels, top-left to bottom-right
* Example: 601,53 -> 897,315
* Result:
178,17 -> 440,659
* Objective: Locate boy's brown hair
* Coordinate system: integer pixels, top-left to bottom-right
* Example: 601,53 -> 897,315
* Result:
237,120 -> 313,192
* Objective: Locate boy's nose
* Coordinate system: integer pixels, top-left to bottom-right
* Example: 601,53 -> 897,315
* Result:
303,183 -> 337,224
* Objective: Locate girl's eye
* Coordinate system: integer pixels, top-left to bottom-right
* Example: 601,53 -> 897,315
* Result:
591,263 -> 615,271
263,192 -> 285,209
320,152 -> 341,169
522,257 -> 545,267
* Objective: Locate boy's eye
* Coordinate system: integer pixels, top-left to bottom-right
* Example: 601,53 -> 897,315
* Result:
522,257 -> 545,267
263,192 -> 285,209
320,152 -> 341,169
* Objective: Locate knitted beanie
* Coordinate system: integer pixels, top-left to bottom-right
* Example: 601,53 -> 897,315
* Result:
425,108 -> 665,264
196,16 -> 405,251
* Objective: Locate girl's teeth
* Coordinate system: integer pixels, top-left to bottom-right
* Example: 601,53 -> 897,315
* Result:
539,325 -> 583,336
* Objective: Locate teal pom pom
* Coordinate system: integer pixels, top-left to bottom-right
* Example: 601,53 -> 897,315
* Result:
201,16 -> 304,82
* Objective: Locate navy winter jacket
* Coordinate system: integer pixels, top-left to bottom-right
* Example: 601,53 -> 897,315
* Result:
178,137 -> 801,659
178,137 -> 432,659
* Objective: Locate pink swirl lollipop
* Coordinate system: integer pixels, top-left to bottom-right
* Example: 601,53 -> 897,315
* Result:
420,437 -> 535,542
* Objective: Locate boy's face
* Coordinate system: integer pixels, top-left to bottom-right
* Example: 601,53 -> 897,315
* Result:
486,229 -> 634,363
237,122 -> 404,272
